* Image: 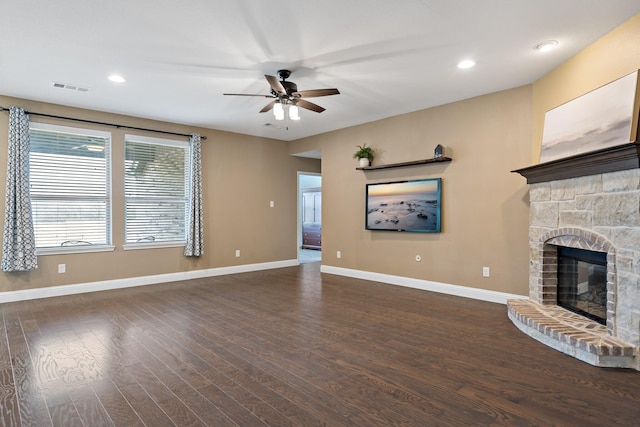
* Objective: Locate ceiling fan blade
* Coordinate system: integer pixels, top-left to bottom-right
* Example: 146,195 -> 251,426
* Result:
296,99 -> 325,113
294,88 -> 340,98
259,100 -> 276,113
265,74 -> 287,95
223,93 -> 273,97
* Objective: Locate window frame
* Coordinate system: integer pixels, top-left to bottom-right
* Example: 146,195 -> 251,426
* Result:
122,133 -> 190,250
29,122 -> 114,256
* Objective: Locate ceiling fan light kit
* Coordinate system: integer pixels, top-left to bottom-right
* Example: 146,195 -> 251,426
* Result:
224,69 -> 339,120
273,101 -> 284,120
288,104 -> 300,121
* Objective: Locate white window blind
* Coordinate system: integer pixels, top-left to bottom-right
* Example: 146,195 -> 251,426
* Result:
29,123 -> 112,249
124,134 -> 189,245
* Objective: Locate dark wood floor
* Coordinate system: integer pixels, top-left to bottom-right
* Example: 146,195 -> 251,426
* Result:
2,263 -> 640,426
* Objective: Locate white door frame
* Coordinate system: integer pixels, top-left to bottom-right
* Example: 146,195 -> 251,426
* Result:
297,171 -> 322,260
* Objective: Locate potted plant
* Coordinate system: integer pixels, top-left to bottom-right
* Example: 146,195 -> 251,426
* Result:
353,144 -> 374,167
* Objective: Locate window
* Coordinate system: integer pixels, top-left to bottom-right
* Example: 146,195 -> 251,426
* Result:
124,134 -> 189,246
29,123 -> 112,251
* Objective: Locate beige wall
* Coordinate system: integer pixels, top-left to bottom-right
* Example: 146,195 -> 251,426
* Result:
289,14 -> 640,297
2,13 -> 639,297
292,86 -> 533,295
532,13 -> 640,159
0,96 -> 320,292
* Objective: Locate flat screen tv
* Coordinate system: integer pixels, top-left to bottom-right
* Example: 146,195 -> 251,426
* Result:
366,178 -> 441,232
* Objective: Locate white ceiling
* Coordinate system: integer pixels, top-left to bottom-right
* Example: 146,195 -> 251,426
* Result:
1,1 -> 639,143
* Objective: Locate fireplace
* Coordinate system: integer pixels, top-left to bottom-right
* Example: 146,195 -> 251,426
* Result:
557,247 -> 607,325
509,144 -> 640,370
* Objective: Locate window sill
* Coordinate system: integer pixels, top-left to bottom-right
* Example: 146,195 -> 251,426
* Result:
37,245 -> 116,256
123,242 -> 185,251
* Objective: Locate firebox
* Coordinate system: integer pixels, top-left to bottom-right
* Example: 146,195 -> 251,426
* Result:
557,246 -> 607,325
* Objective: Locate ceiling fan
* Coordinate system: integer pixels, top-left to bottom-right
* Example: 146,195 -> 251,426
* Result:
223,69 -> 340,119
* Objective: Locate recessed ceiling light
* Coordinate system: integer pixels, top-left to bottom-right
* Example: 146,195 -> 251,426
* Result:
108,74 -> 126,83
457,59 -> 476,69
534,40 -> 558,52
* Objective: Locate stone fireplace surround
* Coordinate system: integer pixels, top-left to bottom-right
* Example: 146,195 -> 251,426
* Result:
509,143 -> 640,369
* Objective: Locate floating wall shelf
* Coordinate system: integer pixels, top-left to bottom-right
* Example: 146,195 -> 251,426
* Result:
356,157 -> 452,171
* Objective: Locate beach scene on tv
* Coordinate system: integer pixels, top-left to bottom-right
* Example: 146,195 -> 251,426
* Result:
366,179 -> 441,232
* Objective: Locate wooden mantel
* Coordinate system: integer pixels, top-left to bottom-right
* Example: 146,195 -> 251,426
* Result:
512,142 -> 640,184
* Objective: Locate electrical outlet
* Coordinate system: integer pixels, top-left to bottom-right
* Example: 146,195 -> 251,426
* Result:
337,250 -> 341,259
483,266 -> 490,277
235,249 -> 240,257
58,264 -> 66,274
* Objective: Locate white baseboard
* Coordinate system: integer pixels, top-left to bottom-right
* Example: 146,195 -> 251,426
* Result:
0,260 -> 527,306
320,265 -> 527,305
0,259 -> 299,304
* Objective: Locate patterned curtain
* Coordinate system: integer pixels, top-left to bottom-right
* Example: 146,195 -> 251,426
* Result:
2,107 -> 37,271
184,133 -> 204,256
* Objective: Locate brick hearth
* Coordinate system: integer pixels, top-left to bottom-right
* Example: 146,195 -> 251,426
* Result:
508,300 -> 635,368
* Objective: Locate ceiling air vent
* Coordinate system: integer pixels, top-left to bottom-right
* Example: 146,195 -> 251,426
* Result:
52,82 -> 90,92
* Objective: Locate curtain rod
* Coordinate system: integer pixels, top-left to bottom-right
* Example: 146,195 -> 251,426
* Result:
0,106 -> 207,141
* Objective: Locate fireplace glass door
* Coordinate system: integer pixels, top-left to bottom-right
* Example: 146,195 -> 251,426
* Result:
557,247 -> 607,324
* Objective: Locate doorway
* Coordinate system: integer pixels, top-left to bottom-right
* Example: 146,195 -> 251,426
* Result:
298,173 -> 321,263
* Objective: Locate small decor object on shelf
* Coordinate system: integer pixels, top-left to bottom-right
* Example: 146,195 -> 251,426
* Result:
353,143 -> 374,167
434,144 -> 444,159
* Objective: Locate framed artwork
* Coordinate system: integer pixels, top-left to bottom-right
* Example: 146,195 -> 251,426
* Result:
540,70 -> 640,163
366,178 -> 441,233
